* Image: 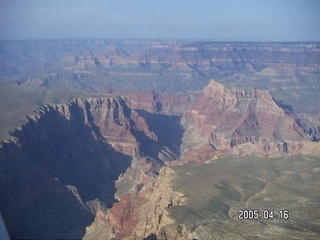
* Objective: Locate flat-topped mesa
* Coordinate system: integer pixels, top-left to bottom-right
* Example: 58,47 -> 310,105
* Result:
181,79 -> 313,159
3,41 -> 318,97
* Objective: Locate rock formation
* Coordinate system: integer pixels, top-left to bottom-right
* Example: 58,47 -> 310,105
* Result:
0,78 -> 319,239
1,41 -> 319,114
181,80 -> 318,161
0,96 -> 168,239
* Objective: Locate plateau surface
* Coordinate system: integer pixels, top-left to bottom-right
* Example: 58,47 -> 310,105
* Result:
0,40 -> 319,239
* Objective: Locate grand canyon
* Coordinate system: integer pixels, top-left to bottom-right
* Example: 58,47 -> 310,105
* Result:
0,40 -> 320,239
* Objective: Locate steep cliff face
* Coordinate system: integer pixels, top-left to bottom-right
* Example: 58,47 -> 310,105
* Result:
181,80 -> 316,160
295,116 -> 320,141
10,97 -> 143,197
130,167 -> 187,240
0,96 -> 169,239
85,166 -> 187,240
125,90 -> 195,116
82,81 -> 320,239
0,137 -> 97,239
1,78 -> 320,239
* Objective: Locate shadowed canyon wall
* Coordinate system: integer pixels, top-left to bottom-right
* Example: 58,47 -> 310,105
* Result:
0,97 -> 136,238
0,80 -> 319,239
0,96 -> 185,239
0,89 -> 193,239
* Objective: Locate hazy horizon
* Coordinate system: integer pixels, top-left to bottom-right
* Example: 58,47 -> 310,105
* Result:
1,0 -> 320,41
1,38 -> 319,43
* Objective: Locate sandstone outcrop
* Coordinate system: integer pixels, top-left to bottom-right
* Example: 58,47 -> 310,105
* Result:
81,80 -> 320,239
131,167 -> 188,240
1,78 -> 319,239
85,166 -> 188,240
181,80 -> 317,160
125,90 -> 195,116
0,96 -> 169,239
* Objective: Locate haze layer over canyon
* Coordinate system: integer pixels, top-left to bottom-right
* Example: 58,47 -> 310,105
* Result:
0,40 -> 319,239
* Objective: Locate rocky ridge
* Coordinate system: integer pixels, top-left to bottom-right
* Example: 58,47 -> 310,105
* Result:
181,80 -> 319,161
0,79 -> 319,239
0,95 -> 179,239
86,81 -> 320,239
2,40 -> 319,139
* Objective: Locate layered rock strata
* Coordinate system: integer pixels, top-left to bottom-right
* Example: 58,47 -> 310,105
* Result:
181,80 -> 319,161
1,79 -> 320,239
0,96 -> 177,239
1,40 -> 319,116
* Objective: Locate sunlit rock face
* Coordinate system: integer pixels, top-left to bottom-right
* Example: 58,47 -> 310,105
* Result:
1,77 -> 320,238
0,74 -> 319,238
180,80 -> 319,161
1,38 -> 320,239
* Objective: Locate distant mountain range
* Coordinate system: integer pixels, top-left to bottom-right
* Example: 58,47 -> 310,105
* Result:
0,40 -> 319,239
0,40 -> 319,108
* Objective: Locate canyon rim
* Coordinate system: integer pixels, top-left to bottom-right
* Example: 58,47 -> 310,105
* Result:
0,40 -> 320,239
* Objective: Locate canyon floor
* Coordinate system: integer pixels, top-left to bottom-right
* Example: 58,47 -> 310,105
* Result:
0,40 -> 319,239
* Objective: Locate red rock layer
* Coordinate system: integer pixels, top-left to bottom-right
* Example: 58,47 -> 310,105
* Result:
181,80 -> 313,160
0,96 -> 159,239
105,89 -> 195,115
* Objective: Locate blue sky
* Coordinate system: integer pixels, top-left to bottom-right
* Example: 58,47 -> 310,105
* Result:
0,0 -> 319,41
